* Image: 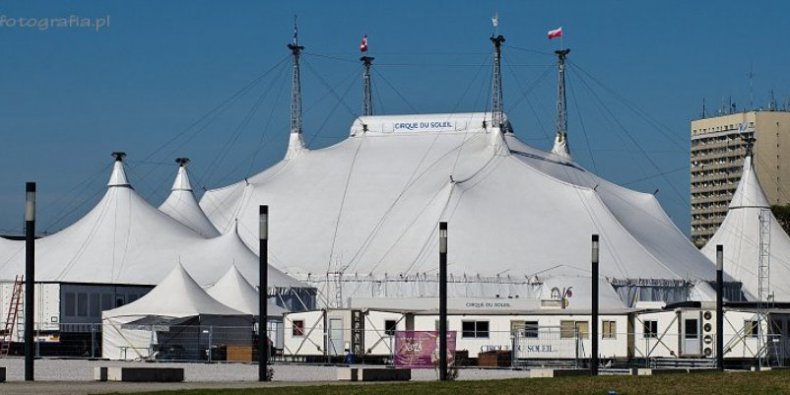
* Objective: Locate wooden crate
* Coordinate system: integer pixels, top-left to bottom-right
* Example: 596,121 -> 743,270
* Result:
226,345 -> 252,362
477,350 -> 511,367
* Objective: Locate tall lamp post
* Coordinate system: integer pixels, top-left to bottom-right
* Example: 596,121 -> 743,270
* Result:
716,245 -> 724,371
259,205 -> 269,381
24,182 -> 36,381
591,234 -> 599,376
439,222 -> 448,381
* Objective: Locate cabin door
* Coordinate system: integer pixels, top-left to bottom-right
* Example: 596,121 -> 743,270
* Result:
681,313 -> 701,356
328,318 -> 344,356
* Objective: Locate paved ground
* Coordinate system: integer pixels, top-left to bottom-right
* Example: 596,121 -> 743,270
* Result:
0,358 -> 532,394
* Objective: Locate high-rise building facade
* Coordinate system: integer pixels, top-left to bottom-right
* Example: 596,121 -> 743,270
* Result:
690,111 -> 790,246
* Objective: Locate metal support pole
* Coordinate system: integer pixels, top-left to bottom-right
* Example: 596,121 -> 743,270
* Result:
24,182 -> 36,381
259,205 -> 269,381
439,222 -> 448,381
591,234 -> 599,376
716,244 -> 724,371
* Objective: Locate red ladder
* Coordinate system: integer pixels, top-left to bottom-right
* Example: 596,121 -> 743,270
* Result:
1,275 -> 24,357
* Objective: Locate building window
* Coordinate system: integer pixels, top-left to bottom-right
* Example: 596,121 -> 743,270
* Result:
744,320 -> 759,338
384,320 -> 397,336
64,292 -> 76,317
292,320 -> 305,336
643,320 -> 658,338
89,294 -> 100,317
560,320 -> 589,339
602,320 -> 617,339
77,293 -> 88,317
461,321 -> 489,338
525,321 -> 539,338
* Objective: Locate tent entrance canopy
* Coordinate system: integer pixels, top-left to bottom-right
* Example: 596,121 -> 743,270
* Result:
121,315 -> 196,331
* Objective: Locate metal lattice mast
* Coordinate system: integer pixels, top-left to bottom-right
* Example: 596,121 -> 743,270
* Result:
361,56 -> 374,116
758,208 -> 771,301
288,21 -> 304,135
490,34 -> 506,130
555,49 -> 571,144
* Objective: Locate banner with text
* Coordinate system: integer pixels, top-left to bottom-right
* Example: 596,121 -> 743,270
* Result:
394,330 -> 456,368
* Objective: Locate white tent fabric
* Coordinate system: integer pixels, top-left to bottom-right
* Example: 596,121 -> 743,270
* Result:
550,132 -> 571,159
0,159 -> 308,296
159,163 -> 220,237
102,264 -> 251,360
702,156 -> 790,301
206,265 -> 289,317
199,112 -> 731,306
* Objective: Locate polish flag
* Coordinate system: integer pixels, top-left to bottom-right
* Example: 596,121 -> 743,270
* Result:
360,35 -> 368,52
547,27 -> 563,40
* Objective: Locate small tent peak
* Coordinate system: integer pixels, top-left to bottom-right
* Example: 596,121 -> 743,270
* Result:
729,154 -> 770,209
107,152 -> 130,187
551,132 -> 571,160
171,158 -> 193,191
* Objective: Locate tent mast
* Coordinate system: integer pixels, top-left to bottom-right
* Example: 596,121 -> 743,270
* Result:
361,55 -> 374,116
551,49 -> 571,159
490,34 -> 506,131
286,16 -> 306,158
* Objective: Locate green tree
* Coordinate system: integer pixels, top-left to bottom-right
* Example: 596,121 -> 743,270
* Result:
772,204 -> 790,234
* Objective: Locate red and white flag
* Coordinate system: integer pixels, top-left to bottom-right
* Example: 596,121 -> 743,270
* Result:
360,35 -> 368,52
547,27 -> 563,40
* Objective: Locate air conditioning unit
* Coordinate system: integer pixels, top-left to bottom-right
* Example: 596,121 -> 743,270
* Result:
702,310 -> 714,357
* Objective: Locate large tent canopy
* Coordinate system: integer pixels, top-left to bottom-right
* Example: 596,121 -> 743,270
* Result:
702,156 -> 790,301
201,113 -> 734,306
0,156 -> 313,308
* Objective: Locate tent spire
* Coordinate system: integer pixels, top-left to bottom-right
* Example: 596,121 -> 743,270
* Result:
171,157 -> 192,191
360,55 -> 374,116
551,49 -> 571,159
490,34 -> 506,131
107,152 -> 130,187
286,16 -> 306,159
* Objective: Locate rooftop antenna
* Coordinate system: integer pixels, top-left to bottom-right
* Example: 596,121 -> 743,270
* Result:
285,15 -> 306,159
359,35 -> 374,116
490,30 -> 506,131
701,97 -> 706,118
769,90 -> 777,111
551,48 -> 571,159
111,152 -> 126,162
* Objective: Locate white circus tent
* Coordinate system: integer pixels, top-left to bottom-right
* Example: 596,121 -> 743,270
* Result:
0,154 -> 315,310
200,112 -> 738,308
206,265 -> 288,318
702,155 -> 790,301
102,264 -> 252,360
158,158 -> 220,238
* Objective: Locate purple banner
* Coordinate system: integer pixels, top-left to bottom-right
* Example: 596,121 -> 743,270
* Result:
394,330 -> 456,368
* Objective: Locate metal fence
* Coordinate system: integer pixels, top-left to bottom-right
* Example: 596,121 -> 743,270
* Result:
1,323 -> 787,368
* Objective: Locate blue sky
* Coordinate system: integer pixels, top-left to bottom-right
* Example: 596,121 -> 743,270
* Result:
1,1 -> 789,236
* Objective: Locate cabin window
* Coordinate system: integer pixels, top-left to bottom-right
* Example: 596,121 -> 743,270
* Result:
744,320 -> 759,338
643,320 -> 658,338
602,320 -> 617,339
524,321 -> 539,338
462,321 -> 489,338
384,320 -> 397,336
292,320 -> 305,336
560,320 -> 589,339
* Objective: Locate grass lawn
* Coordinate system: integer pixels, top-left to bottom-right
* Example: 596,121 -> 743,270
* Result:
126,369 -> 790,395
